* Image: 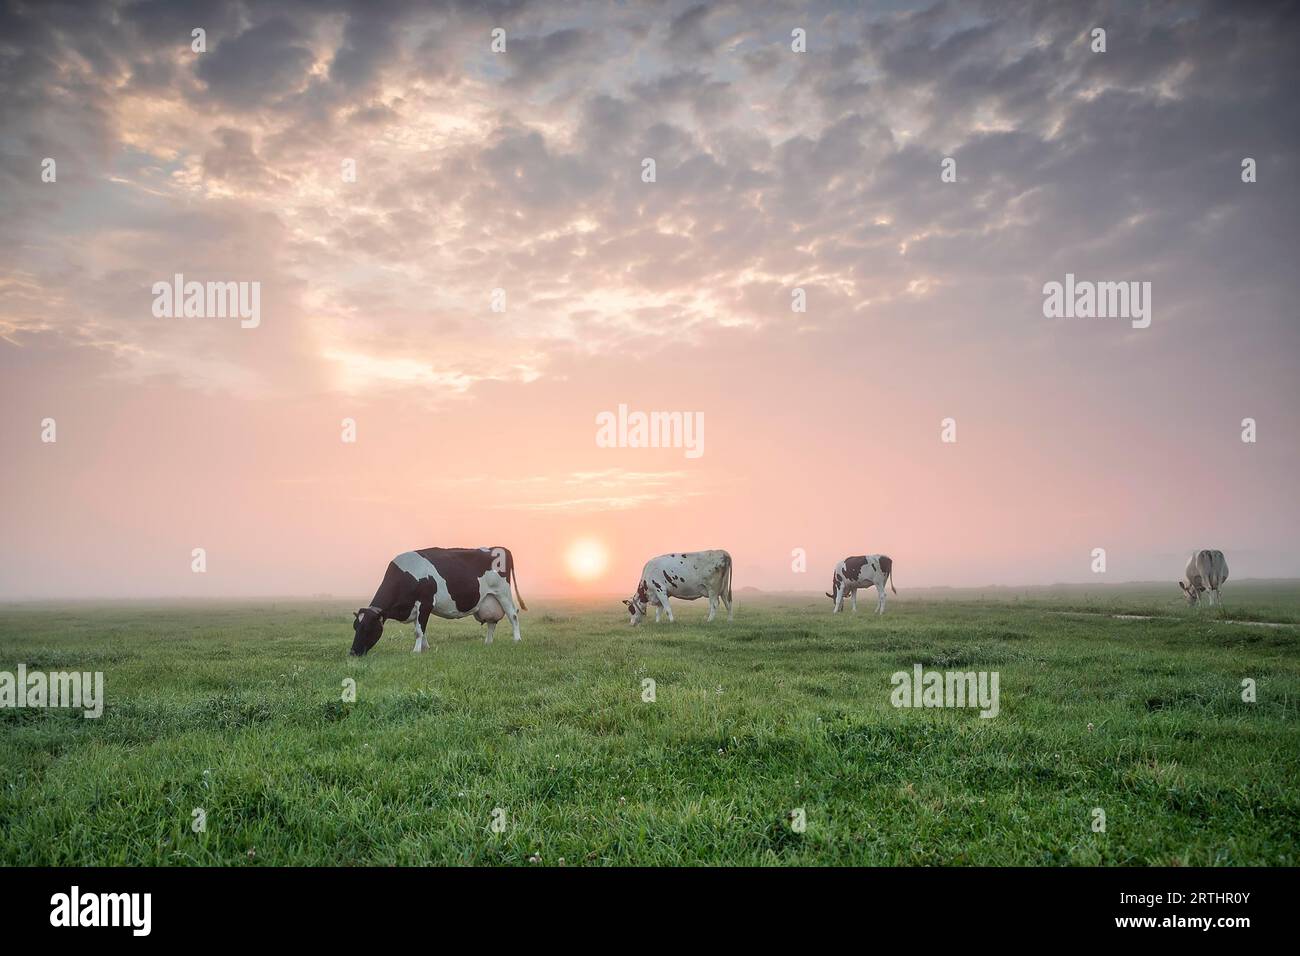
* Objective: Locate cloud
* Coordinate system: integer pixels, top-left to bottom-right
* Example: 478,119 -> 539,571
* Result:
3,0 -> 1294,402
504,27 -> 597,89
476,469 -> 705,512
195,16 -> 318,109
202,127 -> 268,183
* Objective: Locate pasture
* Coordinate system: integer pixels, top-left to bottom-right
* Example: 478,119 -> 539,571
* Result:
2,583 -> 1298,866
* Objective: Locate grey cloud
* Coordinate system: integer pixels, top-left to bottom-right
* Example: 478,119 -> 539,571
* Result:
667,3 -> 719,57
202,128 -> 266,182
196,16 -> 316,108
505,27 -> 596,89
329,11 -> 398,90
631,69 -> 737,121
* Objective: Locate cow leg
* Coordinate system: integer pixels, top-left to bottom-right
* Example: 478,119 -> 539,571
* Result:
706,594 -> 717,622
659,592 -> 675,623
484,621 -> 497,644
654,606 -> 661,623
850,589 -> 858,612
833,587 -> 844,613
500,592 -> 522,642
412,601 -> 429,653
877,585 -> 887,614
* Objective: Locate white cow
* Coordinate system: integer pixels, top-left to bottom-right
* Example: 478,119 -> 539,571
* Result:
623,550 -> 733,625
1179,550 -> 1228,607
827,554 -> 896,614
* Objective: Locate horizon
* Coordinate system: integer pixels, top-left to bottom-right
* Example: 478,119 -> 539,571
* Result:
2,1 -> 1297,600
5,576 -> 1299,606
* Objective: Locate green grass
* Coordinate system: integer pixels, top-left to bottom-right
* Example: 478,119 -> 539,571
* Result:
2,582 -> 1299,866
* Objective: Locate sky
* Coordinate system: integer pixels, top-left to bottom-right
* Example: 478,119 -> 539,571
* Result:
1,0 -> 1297,600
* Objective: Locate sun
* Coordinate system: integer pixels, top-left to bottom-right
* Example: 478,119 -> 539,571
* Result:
565,538 -> 609,582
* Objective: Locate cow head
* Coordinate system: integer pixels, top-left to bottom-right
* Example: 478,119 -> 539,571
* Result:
1177,581 -> 1201,606
622,582 -> 650,625
622,596 -> 646,625
350,607 -> 385,655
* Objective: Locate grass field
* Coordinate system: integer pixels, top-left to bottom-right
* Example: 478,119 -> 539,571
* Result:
2,582 -> 1299,866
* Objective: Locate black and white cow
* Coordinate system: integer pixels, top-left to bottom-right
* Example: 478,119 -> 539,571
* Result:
827,554 -> 896,614
350,547 -> 526,655
1179,549 -> 1228,607
622,550 -> 733,625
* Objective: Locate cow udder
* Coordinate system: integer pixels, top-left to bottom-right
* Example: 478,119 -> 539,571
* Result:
473,595 -> 506,624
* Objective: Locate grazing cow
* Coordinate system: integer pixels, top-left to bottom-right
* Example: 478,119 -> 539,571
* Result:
350,547 -> 526,655
827,555 -> 896,614
623,550 -> 733,625
1179,550 -> 1228,607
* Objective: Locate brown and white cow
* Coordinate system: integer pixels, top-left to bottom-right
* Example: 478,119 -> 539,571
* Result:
1179,549 -> 1228,607
827,555 -> 896,614
350,547 -> 526,655
623,550 -> 733,625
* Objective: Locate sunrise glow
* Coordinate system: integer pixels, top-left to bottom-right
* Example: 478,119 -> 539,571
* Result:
565,539 -> 610,583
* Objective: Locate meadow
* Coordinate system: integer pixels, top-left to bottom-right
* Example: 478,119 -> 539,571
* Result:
1,582 -> 1298,866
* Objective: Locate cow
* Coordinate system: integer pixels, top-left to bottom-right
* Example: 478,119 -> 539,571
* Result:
350,547 -> 526,656
622,550 -> 733,625
1179,550 -> 1228,607
827,554 -> 896,614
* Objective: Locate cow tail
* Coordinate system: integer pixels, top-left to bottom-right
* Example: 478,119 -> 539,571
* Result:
509,551 -> 527,611
885,556 -> 897,594
723,552 -> 733,606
